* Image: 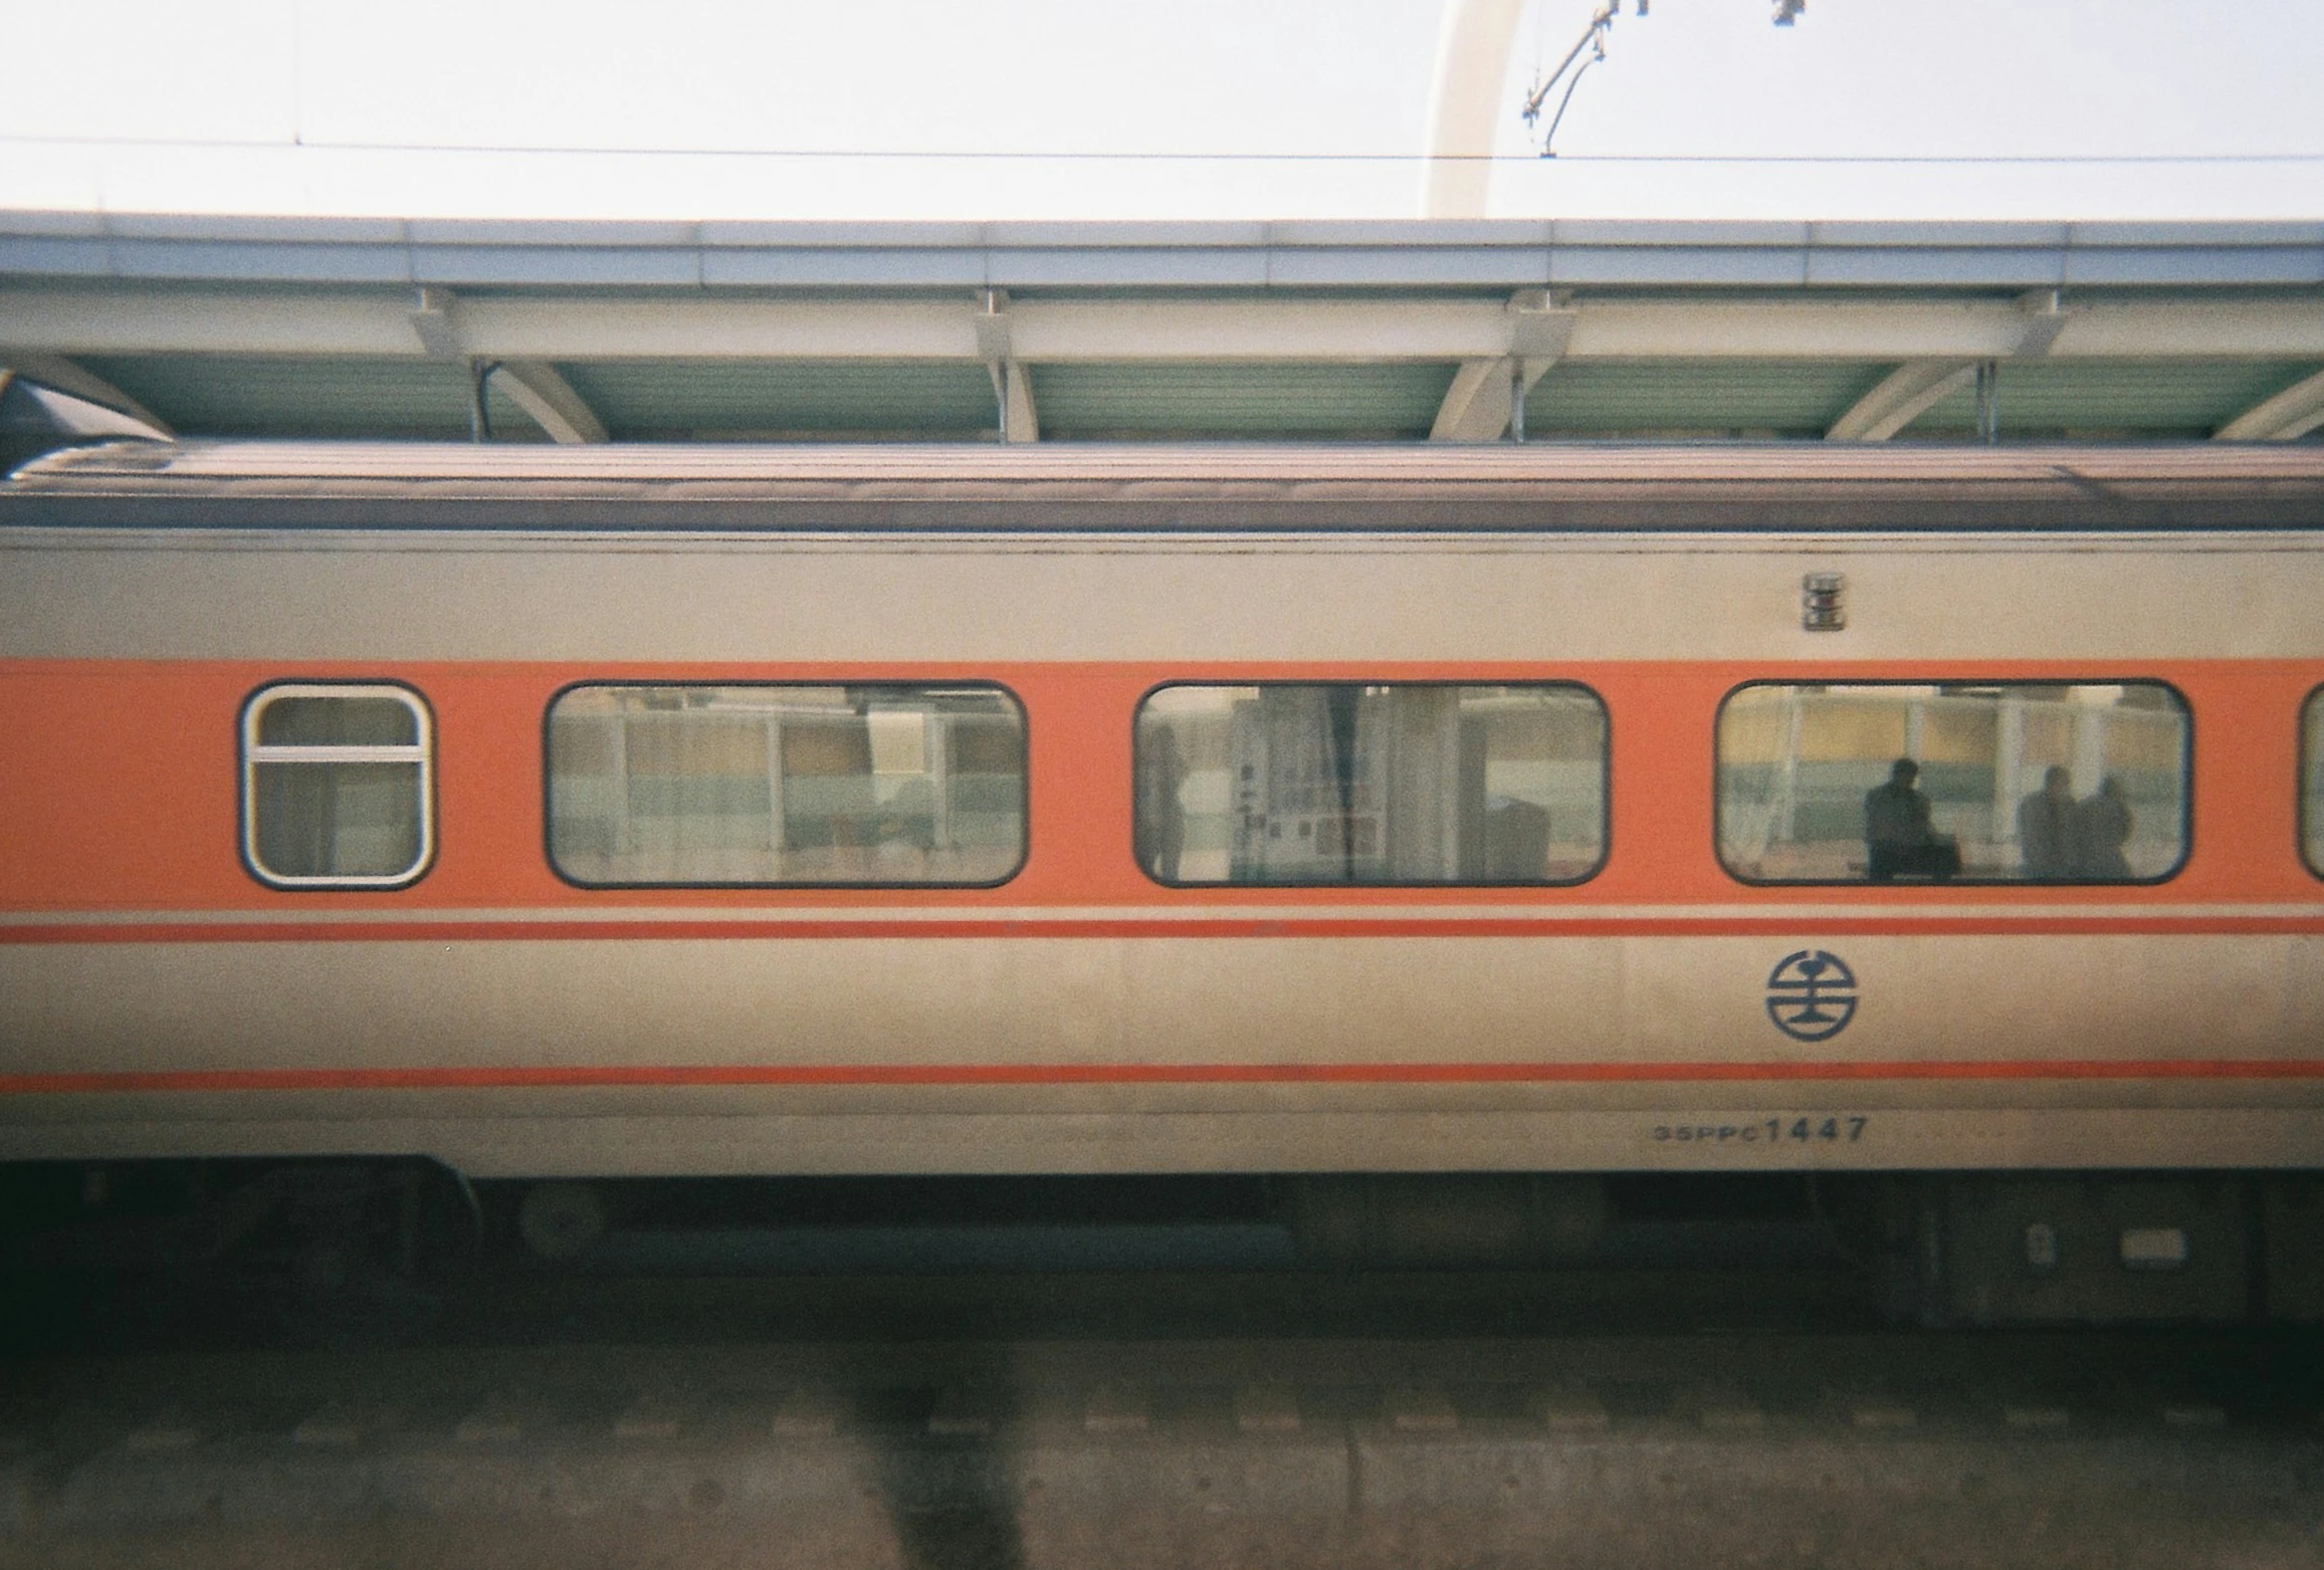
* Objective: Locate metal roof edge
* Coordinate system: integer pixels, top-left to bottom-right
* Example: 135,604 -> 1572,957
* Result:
20,435 -> 2324,483
3,213 -> 2320,293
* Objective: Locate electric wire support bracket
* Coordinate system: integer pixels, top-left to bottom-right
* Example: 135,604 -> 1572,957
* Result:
1520,3 -> 1621,158
1519,0 -> 1800,156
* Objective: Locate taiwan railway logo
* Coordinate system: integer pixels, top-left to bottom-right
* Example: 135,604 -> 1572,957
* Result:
1765,950 -> 1858,1042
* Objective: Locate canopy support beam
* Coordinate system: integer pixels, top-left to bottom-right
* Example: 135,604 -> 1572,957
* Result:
0,352 -> 171,435
493,359 -> 608,444
1432,292 -> 1576,441
2215,366 -> 2324,441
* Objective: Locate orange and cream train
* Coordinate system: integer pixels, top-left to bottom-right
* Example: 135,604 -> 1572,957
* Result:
4,439 -> 2324,1306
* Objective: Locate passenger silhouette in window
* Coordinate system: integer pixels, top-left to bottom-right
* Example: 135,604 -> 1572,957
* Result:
1863,758 -> 1959,881
2073,776 -> 2134,880
2017,766 -> 2075,878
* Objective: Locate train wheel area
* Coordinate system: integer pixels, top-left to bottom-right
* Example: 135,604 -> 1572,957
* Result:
5,1162 -> 2321,1353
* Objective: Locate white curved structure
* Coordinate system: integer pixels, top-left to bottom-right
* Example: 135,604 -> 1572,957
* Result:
1422,0 -> 1533,217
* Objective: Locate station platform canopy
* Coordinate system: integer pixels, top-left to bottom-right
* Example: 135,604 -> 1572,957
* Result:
2,213 -> 2321,448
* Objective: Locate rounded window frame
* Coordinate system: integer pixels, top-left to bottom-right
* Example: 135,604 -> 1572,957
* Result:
540,679 -> 1032,892
239,680 -> 437,892
1131,678 -> 1613,890
1711,677 -> 2195,889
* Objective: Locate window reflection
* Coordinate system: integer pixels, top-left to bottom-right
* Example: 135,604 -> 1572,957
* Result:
547,685 -> 1025,887
1717,683 -> 2189,884
1135,684 -> 1607,886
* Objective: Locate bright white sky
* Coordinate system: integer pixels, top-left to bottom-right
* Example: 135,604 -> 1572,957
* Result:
2,0 -> 2318,220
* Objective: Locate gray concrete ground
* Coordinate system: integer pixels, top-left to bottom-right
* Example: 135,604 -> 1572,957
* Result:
3,1333 -> 2319,1569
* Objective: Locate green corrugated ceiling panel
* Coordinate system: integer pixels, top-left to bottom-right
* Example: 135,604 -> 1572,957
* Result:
1033,363 -> 1458,438
1523,360 -> 1893,436
556,360 -> 998,438
84,354 -> 538,440
1909,360 -> 2321,437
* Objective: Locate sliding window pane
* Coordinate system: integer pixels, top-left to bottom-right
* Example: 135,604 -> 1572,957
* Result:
252,762 -> 424,879
1136,684 -> 1606,886
1716,682 -> 2189,884
547,684 -> 1025,887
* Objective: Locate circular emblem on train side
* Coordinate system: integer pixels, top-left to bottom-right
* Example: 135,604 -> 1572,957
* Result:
1765,950 -> 1858,1042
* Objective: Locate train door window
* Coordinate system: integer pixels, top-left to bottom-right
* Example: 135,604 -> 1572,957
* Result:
241,684 -> 434,888
2303,687 -> 2324,879
546,684 -> 1026,887
1134,683 -> 1607,886
1716,681 -> 2191,885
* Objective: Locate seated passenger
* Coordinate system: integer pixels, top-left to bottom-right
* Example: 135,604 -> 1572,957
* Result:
1863,758 -> 1960,881
2016,766 -> 2074,878
2072,776 -> 2135,880
1483,795 -> 1552,881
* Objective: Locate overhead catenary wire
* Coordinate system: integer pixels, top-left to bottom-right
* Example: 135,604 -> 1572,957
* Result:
2,133 -> 2317,166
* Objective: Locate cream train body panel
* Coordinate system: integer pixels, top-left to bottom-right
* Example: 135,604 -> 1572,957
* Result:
6,529 -> 2324,665
0,930 -> 2316,1172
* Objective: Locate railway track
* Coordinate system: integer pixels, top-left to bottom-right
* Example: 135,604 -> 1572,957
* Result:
6,1321 -> 2319,1569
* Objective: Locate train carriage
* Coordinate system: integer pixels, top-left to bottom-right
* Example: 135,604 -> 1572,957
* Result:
5,438 -> 2323,1318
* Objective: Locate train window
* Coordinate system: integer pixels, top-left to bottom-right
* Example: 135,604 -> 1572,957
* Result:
2304,688 -> 2324,879
1716,681 -> 2190,885
241,684 -> 434,889
546,684 -> 1026,887
1134,684 -> 1607,886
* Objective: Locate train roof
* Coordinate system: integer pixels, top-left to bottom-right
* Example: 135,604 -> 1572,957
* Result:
7,438 -> 2324,534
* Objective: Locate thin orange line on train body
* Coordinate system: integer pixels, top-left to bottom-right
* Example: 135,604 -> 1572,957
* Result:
6,915 -> 2324,944
2,1059 -> 2321,1096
